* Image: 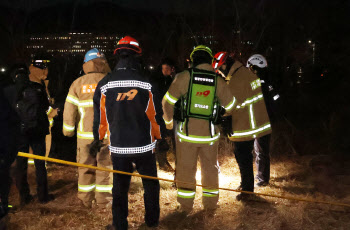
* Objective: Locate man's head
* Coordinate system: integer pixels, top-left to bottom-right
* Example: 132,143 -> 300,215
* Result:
161,58 -> 176,77
114,36 -> 142,58
83,48 -> 110,74
190,45 -> 213,67
246,54 -> 268,75
84,48 -> 106,63
29,59 -> 50,81
212,52 -> 235,79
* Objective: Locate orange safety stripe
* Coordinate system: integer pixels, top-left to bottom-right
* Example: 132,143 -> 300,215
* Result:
99,94 -> 108,140
145,91 -> 161,142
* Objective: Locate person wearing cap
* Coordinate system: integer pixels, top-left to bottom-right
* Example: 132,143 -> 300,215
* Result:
14,59 -> 55,204
212,52 -> 272,201
162,45 -> 234,213
92,36 -> 163,230
63,48 -> 113,208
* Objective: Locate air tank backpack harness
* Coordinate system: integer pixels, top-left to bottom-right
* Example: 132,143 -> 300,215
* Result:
175,68 -> 225,137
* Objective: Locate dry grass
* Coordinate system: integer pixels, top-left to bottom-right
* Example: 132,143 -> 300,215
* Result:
6,137 -> 350,230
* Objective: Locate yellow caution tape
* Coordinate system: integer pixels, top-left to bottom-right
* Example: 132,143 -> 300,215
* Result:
18,152 -> 350,208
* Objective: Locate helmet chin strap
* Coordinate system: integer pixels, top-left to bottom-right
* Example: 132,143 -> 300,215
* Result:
217,69 -> 227,79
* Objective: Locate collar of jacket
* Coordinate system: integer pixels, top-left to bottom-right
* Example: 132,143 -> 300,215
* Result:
194,63 -> 215,72
83,58 -> 111,75
225,61 -> 244,82
115,56 -> 141,72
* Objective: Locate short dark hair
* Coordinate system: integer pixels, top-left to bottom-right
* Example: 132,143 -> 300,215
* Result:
161,58 -> 175,67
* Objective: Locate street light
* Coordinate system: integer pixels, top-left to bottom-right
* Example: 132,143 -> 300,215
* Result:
1,67 -> 5,72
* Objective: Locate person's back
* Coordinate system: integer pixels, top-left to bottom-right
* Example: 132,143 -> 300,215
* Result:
94,56 -> 161,151
63,48 -> 113,208
92,36 -> 161,230
162,45 -> 234,213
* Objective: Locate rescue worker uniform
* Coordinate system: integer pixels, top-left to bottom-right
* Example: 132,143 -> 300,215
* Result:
15,65 -> 52,204
93,53 -> 162,229
226,61 -> 272,192
63,53 -> 113,207
162,63 -> 235,211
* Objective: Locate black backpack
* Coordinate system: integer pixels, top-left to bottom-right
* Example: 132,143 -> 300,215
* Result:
15,86 -> 41,135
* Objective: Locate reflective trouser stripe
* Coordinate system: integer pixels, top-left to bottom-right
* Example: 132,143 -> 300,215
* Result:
78,184 -> 96,192
202,188 -> 219,197
96,185 -> 113,193
28,159 -> 35,165
177,189 -> 196,199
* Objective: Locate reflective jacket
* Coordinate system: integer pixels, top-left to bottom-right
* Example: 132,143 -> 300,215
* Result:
226,61 -> 271,142
92,57 -> 162,156
162,63 -> 235,144
63,58 -> 111,140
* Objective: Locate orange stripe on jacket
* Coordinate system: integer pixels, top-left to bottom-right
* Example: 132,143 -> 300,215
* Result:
146,91 -> 161,142
99,94 -> 108,140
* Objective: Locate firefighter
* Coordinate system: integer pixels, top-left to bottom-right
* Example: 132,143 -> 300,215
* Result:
15,59 -> 54,204
63,48 -> 113,208
212,52 -> 272,201
91,36 -> 163,230
162,45 -> 235,213
246,54 -> 276,187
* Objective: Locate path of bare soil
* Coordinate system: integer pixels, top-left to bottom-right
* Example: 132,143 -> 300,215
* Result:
5,138 -> 350,230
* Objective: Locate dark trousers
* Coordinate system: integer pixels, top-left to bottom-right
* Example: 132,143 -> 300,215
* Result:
233,140 -> 255,192
15,135 -> 49,202
254,134 -> 271,183
233,134 -> 271,191
0,166 -> 11,219
111,152 -> 160,230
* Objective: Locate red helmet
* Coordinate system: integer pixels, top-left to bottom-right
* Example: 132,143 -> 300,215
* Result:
114,36 -> 142,55
212,52 -> 228,70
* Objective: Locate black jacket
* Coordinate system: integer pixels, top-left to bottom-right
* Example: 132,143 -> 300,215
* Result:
0,85 -> 19,167
93,57 -> 163,157
17,81 -> 50,137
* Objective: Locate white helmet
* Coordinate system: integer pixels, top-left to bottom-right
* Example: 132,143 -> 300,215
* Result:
246,54 -> 268,68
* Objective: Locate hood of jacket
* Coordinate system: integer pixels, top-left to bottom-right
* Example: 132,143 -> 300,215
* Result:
115,56 -> 142,71
29,65 -> 48,83
83,58 -> 111,75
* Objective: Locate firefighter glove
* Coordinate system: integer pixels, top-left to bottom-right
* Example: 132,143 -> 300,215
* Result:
221,115 -> 233,137
89,140 -> 104,157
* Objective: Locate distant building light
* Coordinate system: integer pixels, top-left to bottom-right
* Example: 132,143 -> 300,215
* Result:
149,65 -> 154,70
308,40 -> 312,44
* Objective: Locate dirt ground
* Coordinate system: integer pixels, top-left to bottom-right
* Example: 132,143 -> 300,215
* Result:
5,137 -> 350,230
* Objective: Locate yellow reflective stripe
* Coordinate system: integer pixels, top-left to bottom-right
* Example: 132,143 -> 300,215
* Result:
78,100 -> 93,107
77,131 -> 107,140
224,97 -> 236,112
230,123 -> 271,138
177,189 -> 196,198
66,94 -> 79,106
79,107 -> 85,132
46,106 -> 53,115
28,159 -> 35,165
78,184 -> 95,192
77,131 -> 93,139
164,118 -> 173,125
249,104 -> 256,129
63,123 -> 75,131
164,92 -> 178,105
236,93 -> 264,109
177,122 -> 219,144
49,118 -> 54,127
96,185 -> 113,192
